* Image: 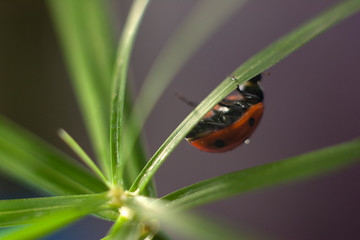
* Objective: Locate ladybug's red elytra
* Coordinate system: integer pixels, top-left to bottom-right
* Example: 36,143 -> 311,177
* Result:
185,74 -> 264,153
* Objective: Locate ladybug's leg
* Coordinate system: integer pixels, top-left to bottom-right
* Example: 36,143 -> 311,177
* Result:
176,93 -> 197,107
237,89 -> 259,99
201,119 -> 228,128
237,89 -> 262,103
218,99 -> 237,107
218,102 -> 229,107
219,99 -> 248,110
208,108 -> 236,126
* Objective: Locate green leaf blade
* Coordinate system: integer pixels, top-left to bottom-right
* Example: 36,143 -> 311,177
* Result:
58,129 -> 110,187
121,86 -> 157,196
163,139 -> 360,210
0,194 -> 108,240
231,0 -> 360,84
47,0 -> 113,177
0,194 -> 105,227
110,0 -> 151,185
0,115 -> 106,195
104,215 -> 140,240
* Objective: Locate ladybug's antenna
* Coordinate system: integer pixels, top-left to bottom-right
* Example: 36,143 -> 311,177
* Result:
263,71 -> 271,77
175,92 -> 197,108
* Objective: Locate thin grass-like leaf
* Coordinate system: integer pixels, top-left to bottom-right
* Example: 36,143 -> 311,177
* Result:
130,0 -> 360,193
0,195 -> 108,240
123,85 -> 157,196
124,0 -> 248,164
104,215 -> 140,240
0,115 -> 106,195
58,129 -> 110,187
152,231 -> 173,240
163,139 -> 360,210
48,0 -> 113,177
0,194 -> 106,227
77,0 -> 115,93
102,223 -> 139,240
0,227 -> 21,238
110,0 -> 151,185
49,0 -> 152,193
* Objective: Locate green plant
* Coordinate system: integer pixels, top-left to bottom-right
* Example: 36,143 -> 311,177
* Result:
0,0 -> 360,239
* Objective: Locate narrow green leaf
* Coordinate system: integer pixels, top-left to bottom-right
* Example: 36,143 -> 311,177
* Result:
0,227 -> 22,238
0,194 -> 106,227
47,0 -> 113,177
104,215 -> 140,240
110,0 -> 151,185
0,195 -> 108,240
151,231 -> 173,240
124,0 -> 248,165
163,139 -> 360,210
130,0 -> 360,193
0,115 -> 106,195
123,84 -> 156,196
130,197 -> 253,240
58,129 -> 110,187
78,0 -> 115,94
231,0 -> 360,86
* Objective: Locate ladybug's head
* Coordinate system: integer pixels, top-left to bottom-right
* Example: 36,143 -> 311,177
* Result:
238,74 -> 264,103
248,73 -> 262,84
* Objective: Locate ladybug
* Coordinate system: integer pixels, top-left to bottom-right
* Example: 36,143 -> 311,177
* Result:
185,74 -> 264,153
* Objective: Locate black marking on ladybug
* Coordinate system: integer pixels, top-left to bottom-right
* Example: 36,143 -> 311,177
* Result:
214,139 -> 225,148
249,117 -> 255,127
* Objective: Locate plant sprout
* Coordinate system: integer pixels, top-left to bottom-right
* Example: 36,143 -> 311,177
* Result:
0,0 -> 359,239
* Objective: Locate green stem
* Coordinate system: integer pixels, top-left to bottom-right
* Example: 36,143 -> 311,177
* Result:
110,0 -> 151,185
108,215 -> 129,236
58,129 -> 110,187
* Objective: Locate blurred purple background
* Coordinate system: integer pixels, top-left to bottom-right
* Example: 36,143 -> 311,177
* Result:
1,1 -> 360,239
